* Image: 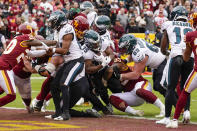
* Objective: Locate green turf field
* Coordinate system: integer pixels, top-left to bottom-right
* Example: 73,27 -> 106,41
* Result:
4,74 -> 197,122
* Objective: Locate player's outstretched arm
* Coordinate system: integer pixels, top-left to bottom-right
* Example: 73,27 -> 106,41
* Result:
160,30 -> 170,56
24,39 -> 57,47
183,43 -> 192,62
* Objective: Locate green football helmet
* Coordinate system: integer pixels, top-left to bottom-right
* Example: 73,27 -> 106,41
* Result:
94,15 -> 111,34
118,34 -> 137,55
170,6 -> 188,21
80,1 -> 94,11
48,10 -> 67,29
84,30 -> 101,52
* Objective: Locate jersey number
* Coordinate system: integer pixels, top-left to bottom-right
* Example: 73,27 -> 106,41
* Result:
173,27 -> 192,44
3,39 -> 29,63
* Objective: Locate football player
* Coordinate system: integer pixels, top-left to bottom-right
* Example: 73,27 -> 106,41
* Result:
156,6 -> 194,125
115,34 -> 167,96
166,12 -> 197,128
108,58 -> 165,117
0,23 -> 56,107
39,10 -> 90,121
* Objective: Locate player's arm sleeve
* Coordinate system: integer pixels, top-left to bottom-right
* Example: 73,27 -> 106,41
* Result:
26,50 -> 47,57
131,48 -> 145,63
161,21 -> 170,32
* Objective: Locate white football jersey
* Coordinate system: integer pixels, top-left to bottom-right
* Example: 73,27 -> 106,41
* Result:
100,30 -> 115,50
56,23 -> 83,63
161,21 -> 192,58
82,40 -> 109,60
132,38 -> 166,69
87,11 -> 97,27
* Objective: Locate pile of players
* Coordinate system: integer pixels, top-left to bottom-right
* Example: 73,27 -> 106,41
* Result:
0,1 -> 197,129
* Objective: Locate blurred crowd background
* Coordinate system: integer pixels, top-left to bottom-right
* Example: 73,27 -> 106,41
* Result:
0,0 -> 196,53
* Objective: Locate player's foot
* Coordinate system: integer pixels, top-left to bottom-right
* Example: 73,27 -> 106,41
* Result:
156,117 -> 170,125
166,120 -> 178,128
26,106 -> 34,114
54,112 -> 70,121
41,100 -> 50,112
182,110 -> 190,124
134,110 -> 144,117
31,98 -> 43,112
85,109 -> 102,118
45,113 -> 61,119
155,107 -> 165,118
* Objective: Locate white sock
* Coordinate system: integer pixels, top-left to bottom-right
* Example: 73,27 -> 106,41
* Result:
153,98 -> 164,109
125,106 -> 136,115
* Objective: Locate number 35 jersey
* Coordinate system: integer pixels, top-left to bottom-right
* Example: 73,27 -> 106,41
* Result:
0,34 -> 32,70
132,38 -> 166,69
161,21 -> 192,57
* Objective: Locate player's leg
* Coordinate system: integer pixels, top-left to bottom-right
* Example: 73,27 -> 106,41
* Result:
135,81 -> 165,118
32,76 -> 53,111
0,86 -> 4,95
14,75 -> 32,113
110,91 -> 144,116
55,58 -> 84,121
152,59 -> 167,97
180,57 -> 194,123
41,93 -> 52,112
0,70 -> 16,106
166,69 -> 197,128
164,56 -> 182,122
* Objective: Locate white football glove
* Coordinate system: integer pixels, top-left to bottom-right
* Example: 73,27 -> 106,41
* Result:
40,41 -> 49,51
101,56 -> 111,67
93,53 -> 105,62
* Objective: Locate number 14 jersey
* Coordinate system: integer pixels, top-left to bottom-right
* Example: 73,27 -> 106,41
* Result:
0,34 -> 32,70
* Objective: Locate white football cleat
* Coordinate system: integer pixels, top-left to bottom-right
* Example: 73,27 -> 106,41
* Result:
156,117 -> 170,125
166,120 -> 178,128
41,100 -> 50,112
155,107 -> 165,118
182,110 -> 190,124
135,110 -> 144,117
75,98 -> 84,106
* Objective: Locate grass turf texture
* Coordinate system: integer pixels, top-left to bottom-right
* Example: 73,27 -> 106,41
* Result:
3,74 -> 197,122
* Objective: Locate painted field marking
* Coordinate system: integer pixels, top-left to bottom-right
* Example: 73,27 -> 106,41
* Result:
0,120 -> 85,131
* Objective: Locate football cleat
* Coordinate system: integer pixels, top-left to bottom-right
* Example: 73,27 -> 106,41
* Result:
45,113 -> 60,119
31,98 -> 43,112
166,120 -> 178,128
54,112 -> 71,121
41,100 -> 50,112
85,109 -> 102,118
182,110 -> 190,124
156,117 -> 170,125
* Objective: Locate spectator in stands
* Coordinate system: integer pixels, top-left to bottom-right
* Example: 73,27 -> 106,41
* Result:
136,12 -> 146,33
126,16 -> 140,33
153,26 -> 162,47
127,7 -> 135,20
143,0 -> 156,12
21,4 -> 29,22
144,6 -> 155,32
40,0 -> 53,12
110,0 -> 119,9
0,33 -> 6,55
154,10 -> 168,28
153,4 -> 168,18
116,8 -> 128,30
71,1 -> 80,13
7,10 -> 17,38
24,14 -> 38,34
112,18 -> 124,39
144,30 -> 151,43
